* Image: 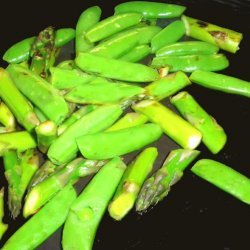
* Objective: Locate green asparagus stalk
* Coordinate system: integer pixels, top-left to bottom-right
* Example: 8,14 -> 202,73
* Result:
190,70 -> 250,98
0,131 -> 36,156
62,157 -> 126,250
181,15 -> 243,53
33,107 -> 48,123
0,188 -> 8,240
132,100 -> 202,149
30,26 -> 56,78
56,60 -> 74,70
48,105 -> 123,165
171,91 -> 227,153
3,150 -> 22,218
144,71 -> 191,100
2,184 -> 77,250
35,121 -> 57,153
0,68 -> 39,131
7,64 -> 69,124
106,112 -> 148,132
109,147 -> 158,220
28,160 -> 57,190
191,159 -> 250,204
23,158 -> 106,218
136,149 -> 200,211
0,101 -> 16,131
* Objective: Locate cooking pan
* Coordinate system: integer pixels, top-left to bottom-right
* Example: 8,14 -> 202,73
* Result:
0,0 -> 249,249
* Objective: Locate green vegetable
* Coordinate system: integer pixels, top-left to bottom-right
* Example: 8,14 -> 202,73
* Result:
171,91 -> 227,153
0,101 -> 16,131
137,149 -> 200,211
75,52 -> 159,82
0,188 -> 8,240
2,184 -> 77,250
48,105 -> 123,165
151,54 -> 229,72
114,1 -> 186,19
156,41 -> 219,57
191,159 -> 250,204
7,64 -> 69,124
182,15 -> 243,53
62,157 -> 126,250
151,20 -> 185,52
109,147 -> 158,220
77,123 -> 162,160
0,68 -> 39,131
33,107 -> 48,123
75,6 -> 102,54
85,13 -> 143,43
56,60 -> 74,70
190,70 -> 250,98
132,100 -> 202,149
145,71 -> 191,100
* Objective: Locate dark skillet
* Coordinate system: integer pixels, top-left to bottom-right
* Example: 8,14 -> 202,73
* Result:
0,0 -> 249,249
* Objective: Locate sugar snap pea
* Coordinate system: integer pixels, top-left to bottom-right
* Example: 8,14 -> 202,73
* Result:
151,54 -> 229,72
77,123 -> 162,160
75,52 -> 159,82
114,1 -> 186,19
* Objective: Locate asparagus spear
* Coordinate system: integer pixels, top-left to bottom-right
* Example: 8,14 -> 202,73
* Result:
35,121 -> 57,153
62,157 -> 126,250
0,188 -> 8,240
136,149 -> 200,211
132,100 -> 202,149
23,158 -> 106,218
171,91 -> 227,153
0,101 -> 16,131
7,64 -> 69,124
33,107 -> 48,123
48,105 -> 123,165
2,184 -> 77,250
109,147 -> 158,220
191,159 -> 250,204
0,68 -> 39,131
58,105 -> 96,135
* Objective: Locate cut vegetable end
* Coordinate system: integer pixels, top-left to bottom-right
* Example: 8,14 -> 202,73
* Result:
188,134 -> 202,149
23,189 -> 39,218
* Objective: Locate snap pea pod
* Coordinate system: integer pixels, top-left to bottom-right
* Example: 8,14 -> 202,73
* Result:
190,70 -> 250,98
137,149 -> 200,211
156,41 -> 219,57
77,123 -> 162,160
132,100 -> 202,149
35,121 -> 57,153
171,91 -> 227,154
109,147 -> 158,220
48,105 -> 123,165
58,105 -> 96,135
65,79 -> 145,105
90,29 -> 138,59
151,54 -> 229,72
181,15 -> 243,53
151,20 -> 185,52
7,64 -> 69,124
0,188 -> 8,240
85,13 -> 143,43
49,67 -> 95,90
75,52 -> 159,82
3,28 -> 75,64
62,157 -> 126,250
2,184 -> 77,250
0,131 -> 36,156
106,112 -> 148,132
145,71 -> 191,100
23,158 -> 106,218
75,6 -> 102,54
119,44 -> 151,63
0,101 -> 16,130
191,159 -> 250,204
0,68 -> 39,131
33,107 -> 48,123
114,1 -> 186,19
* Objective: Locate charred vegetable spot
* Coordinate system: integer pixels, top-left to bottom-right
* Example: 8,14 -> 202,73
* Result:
197,21 -> 208,28
209,31 -> 227,41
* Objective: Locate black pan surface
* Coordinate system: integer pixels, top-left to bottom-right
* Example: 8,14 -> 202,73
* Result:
0,1 -> 249,249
